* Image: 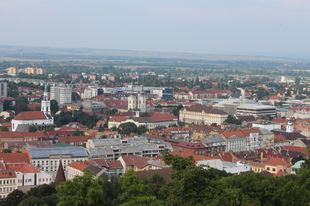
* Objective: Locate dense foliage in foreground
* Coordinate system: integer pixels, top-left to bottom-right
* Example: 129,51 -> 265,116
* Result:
3,149 -> 310,206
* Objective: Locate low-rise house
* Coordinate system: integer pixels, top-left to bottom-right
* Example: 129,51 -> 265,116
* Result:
265,157 -> 292,175
291,160 -> 305,174
107,160 -> 123,176
0,110 -> 15,119
67,161 -> 104,180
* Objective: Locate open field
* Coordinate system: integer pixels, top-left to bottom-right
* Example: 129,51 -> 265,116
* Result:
1,45 -> 309,63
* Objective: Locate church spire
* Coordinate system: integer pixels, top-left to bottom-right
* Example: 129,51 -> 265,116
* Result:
41,84 -> 51,115
54,161 -> 66,186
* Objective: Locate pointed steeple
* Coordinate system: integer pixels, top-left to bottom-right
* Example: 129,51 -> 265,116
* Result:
54,161 -> 66,186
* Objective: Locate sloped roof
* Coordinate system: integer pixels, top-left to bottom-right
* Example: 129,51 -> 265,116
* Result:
83,165 -> 103,176
68,161 -> 89,171
0,153 -> 30,163
55,161 -> 66,186
120,156 -> 150,169
13,111 -> 47,120
90,159 -> 109,168
136,167 -> 174,183
266,157 -> 292,167
170,150 -> 221,164
58,136 -> 88,143
108,160 -> 123,168
0,170 -> 16,178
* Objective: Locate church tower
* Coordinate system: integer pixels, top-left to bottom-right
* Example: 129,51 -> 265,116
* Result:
41,84 -> 51,115
286,119 -> 294,133
128,94 -> 136,111
138,93 -> 146,112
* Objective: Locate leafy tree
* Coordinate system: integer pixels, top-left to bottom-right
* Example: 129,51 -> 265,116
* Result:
88,123 -> 93,130
72,92 -> 80,101
72,129 -> 84,136
110,126 -> 118,131
211,123 -> 217,126
3,100 -> 13,111
13,97 -> 29,114
17,195 -> 43,206
100,135 -> 107,139
29,125 -> 37,133
50,99 -> 59,115
98,124 -> 104,132
104,109 -> 118,115
224,114 -> 242,125
101,174 -> 122,206
57,170 -> 104,206
137,125 -> 149,135
118,169 -> 156,206
161,149 -> 225,205
2,149 -> 11,153
118,122 -> 137,135
2,190 -> 25,206
139,112 -> 151,117
0,126 -> 8,131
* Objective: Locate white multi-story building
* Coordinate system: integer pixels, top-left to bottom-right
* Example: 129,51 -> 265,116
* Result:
27,147 -> 88,172
50,86 -> 72,104
0,170 -> 17,199
179,104 -> 228,125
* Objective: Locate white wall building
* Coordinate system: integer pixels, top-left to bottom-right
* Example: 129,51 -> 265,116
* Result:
50,86 -> 72,104
27,147 -> 88,172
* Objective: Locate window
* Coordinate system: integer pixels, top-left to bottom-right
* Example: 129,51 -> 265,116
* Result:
10,187 -> 12,191
46,161 -> 48,165
28,179 -> 31,182
46,167 -> 48,171
42,161 -> 44,165
267,167 -> 270,171
0,188 -> 2,192
272,168 -> 276,172
25,179 -> 27,183
39,179 -> 41,182
10,180 -> 12,184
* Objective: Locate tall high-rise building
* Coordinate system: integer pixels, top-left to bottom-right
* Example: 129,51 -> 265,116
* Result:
36,68 -> 44,75
8,67 -> 17,75
0,82 -> 7,98
50,86 -> 72,105
25,67 -> 35,75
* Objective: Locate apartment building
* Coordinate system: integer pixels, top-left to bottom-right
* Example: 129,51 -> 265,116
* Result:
179,104 -> 228,125
50,86 -> 72,104
26,147 -> 88,172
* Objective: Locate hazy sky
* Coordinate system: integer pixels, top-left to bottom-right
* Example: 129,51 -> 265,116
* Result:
0,0 -> 309,54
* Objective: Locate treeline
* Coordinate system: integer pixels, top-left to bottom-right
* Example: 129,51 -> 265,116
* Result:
3,149 -> 310,206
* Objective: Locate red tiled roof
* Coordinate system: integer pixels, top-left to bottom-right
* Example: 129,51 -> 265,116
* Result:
221,129 -> 262,139
269,96 -> 281,100
108,160 -> 123,168
6,163 -> 40,173
109,116 -> 127,122
120,156 -> 150,169
68,161 -> 89,171
58,136 -> 89,143
0,170 -> 16,178
0,153 -> 30,163
165,138 -> 205,149
13,111 -> 46,120
273,171 -> 284,177
272,118 -> 287,123
282,146 -> 308,155
266,157 -> 292,167
170,151 -> 221,164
